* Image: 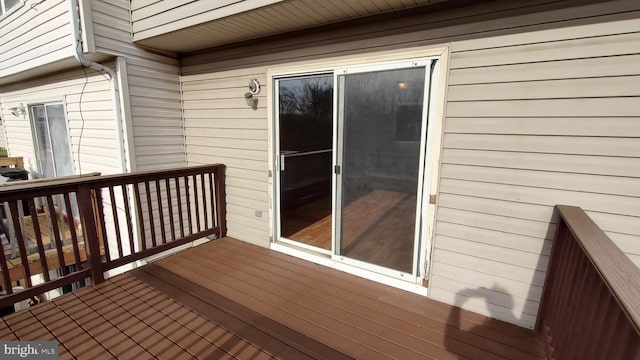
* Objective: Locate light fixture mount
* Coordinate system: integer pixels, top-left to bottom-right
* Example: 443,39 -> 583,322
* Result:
248,79 -> 260,95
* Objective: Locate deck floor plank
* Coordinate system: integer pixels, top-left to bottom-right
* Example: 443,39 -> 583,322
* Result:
0,237 -> 543,359
197,241 -> 532,360
169,244 -> 472,360
213,238 -> 544,359
111,274 -> 276,360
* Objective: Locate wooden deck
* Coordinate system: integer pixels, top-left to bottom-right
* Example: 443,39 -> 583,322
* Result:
0,237 -> 544,359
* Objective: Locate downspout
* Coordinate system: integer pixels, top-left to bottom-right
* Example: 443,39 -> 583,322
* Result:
68,0 -> 127,173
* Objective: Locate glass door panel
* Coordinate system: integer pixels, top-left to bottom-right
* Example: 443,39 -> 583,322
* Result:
336,66 -> 427,274
277,75 -> 334,250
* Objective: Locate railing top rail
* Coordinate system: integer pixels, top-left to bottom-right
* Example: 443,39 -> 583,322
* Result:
0,164 -> 224,198
556,205 -> 640,332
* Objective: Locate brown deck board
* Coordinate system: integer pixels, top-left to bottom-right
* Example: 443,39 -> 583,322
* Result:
167,245 -> 465,359
214,238 -> 544,359
0,237 -> 543,359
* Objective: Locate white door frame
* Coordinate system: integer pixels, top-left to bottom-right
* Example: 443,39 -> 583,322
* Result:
267,46 -> 449,294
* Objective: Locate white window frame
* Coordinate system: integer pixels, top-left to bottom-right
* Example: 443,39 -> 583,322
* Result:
28,101 -> 74,179
267,45 -> 449,295
0,0 -> 24,18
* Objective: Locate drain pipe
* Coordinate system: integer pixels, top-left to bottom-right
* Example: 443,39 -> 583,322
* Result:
68,0 -> 127,173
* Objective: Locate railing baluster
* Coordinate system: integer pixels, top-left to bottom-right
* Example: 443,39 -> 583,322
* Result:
46,196 -> 67,275
109,186 -> 124,259
165,178 -> 176,242
8,201 -> 31,288
175,177 -> 185,239
63,193 -> 82,269
156,180 -> 166,245
201,173 -> 208,230
145,181 -> 157,248
77,184 -> 104,284
193,174 -> 201,233
121,184 -> 135,255
133,183 -> 146,251
208,172 -> 215,229
27,198 -> 50,282
215,166 -> 226,237
0,203 -> 13,294
93,189 -> 110,262
185,176 -> 193,235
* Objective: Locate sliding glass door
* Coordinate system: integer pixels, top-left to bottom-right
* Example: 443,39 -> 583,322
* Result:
334,62 -> 431,276
275,59 -> 435,278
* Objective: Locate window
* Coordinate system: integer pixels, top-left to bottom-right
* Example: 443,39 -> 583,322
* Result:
0,0 -> 21,16
29,103 -> 73,178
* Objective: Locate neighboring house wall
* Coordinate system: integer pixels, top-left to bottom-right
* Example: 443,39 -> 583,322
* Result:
0,66 -> 121,176
0,0 -> 73,80
90,0 -> 184,171
180,0 -> 640,328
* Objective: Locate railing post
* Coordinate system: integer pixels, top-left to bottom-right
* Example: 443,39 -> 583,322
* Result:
77,184 -> 104,284
215,165 -> 227,238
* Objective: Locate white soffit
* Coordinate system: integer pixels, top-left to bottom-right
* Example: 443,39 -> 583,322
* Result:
134,0 -> 448,52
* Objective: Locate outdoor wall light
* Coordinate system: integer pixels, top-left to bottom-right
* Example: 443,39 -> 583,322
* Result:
244,79 -> 261,108
7,103 -> 26,117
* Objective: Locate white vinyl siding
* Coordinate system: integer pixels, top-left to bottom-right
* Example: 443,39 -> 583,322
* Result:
180,0 -> 640,328
0,66 -> 121,176
90,0 -> 185,171
0,0 -> 72,80
182,68 -> 269,246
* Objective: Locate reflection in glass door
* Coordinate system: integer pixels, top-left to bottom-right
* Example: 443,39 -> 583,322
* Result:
276,75 -> 334,250
335,64 -> 430,275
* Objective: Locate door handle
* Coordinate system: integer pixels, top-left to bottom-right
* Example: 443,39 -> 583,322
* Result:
280,154 -> 285,171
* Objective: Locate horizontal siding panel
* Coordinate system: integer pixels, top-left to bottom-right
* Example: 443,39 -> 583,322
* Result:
183,108 -> 268,119
441,149 -> 640,178
432,262 -> 543,305
225,168 -> 267,182
226,194 -> 269,212
588,213 -> 640,237
431,274 -> 539,318
436,220 -> 552,255
134,144 -> 185,156
183,97 -> 267,109
435,234 -> 549,272
433,248 -> 546,288
429,278 -> 537,328
187,137 -> 268,151
184,128 -> 267,140
447,75 -> 640,101
187,154 -> 266,172
444,117 -> 640,137
446,97 -> 640,117
441,163 -> 640,197
448,54 -> 640,85
451,15 -> 640,52
443,134 -> 640,157
436,207 -> 556,242
439,178 -> 640,218
226,185 -> 269,203
450,32 -> 639,69
185,118 -> 268,130
186,145 -> 267,162
437,193 -> 554,223
182,76 -> 268,91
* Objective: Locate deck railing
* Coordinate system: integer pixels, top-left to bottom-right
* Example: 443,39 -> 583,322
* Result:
0,164 -> 225,310
536,205 -> 640,359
